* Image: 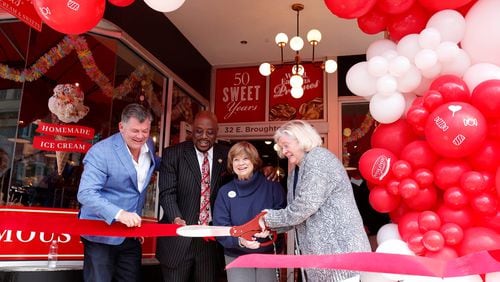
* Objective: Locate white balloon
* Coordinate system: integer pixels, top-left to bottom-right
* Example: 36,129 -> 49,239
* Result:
403,92 -> 417,117
485,272 -> 500,282
377,223 -> 402,245
397,65 -> 422,93
375,239 -> 415,281
144,0 -> 185,12
397,34 -> 421,62
346,62 -> 377,97
367,39 -> 397,60
382,50 -> 399,60
403,275 -> 444,282
413,77 -> 433,96
426,9 -> 466,43
463,63 -> 500,91
361,272 -> 397,282
369,93 -> 406,124
414,49 -> 438,70
421,63 -> 442,79
389,56 -> 411,77
436,41 -> 460,62
461,0 -> 500,65
419,28 -> 442,50
377,75 -> 398,94
440,49 -> 471,77
368,56 -> 389,77
442,275 -> 483,282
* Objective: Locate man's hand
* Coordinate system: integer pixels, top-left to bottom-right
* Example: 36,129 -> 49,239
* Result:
239,237 -> 260,249
117,211 -> 142,227
173,217 -> 186,226
262,165 -> 280,182
253,229 -> 270,238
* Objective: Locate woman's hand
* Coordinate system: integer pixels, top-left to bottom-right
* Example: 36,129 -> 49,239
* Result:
239,237 -> 260,249
253,229 -> 270,238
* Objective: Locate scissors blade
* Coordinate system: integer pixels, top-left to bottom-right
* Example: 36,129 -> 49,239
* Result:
176,225 -> 232,237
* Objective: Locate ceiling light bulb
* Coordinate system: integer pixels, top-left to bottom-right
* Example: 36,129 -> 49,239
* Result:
292,64 -> 304,76
289,36 -> 304,51
324,59 -> 338,73
289,74 -> 303,88
290,87 -> 304,99
259,63 -> 272,76
275,33 -> 288,47
144,0 -> 185,12
307,29 -> 322,45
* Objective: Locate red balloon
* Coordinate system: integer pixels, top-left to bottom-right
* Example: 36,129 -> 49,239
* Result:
418,0 -> 475,11
477,211 -> 500,233
323,0 -> 377,19
377,0 -> 415,14
429,75 -> 471,103
467,139 -> 500,172
458,227 -> 500,256
359,148 -> 396,184
371,119 -> 417,156
369,187 -> 401,213
497,167 -> 500,196
406,105 -> 429,135
422,230 -> 445,252
440,223 -> 464,246
398,178 -> 420,199
425,102 -> 487,158
443,186 -> 470,209
34,0 -> 106,34
437,205 -> 474,229
470,193 -> 498,215
412,168 -> 434,188
488,118 -> 500,140
460,171 -> 487,195
386,179 -> 401,195
403,186 -> 438,211
387,4 -> 430,42
391,160 -> 413,179
425,246 -> 458,261
398,211 -> 420,240
357,6 -> 388,34
456,0 -> 477,16
407,232 -> 425,255
433,158 -> 471,190
400,140 -> 438,169
108,0 -> 134,7
470,80 -> 500,119
422,90 -> 445,112
418,211 -> 442,232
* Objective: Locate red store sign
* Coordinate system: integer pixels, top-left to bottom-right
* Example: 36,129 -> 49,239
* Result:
0,0 -> 42,31
214,66 -> 266,123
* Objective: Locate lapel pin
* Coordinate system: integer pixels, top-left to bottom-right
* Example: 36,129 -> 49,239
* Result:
218,158 -> 223,164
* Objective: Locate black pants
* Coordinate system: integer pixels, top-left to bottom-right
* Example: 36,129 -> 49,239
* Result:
82,237 -> 142,282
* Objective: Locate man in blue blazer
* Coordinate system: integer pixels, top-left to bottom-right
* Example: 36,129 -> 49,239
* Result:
78,103 -> 159,282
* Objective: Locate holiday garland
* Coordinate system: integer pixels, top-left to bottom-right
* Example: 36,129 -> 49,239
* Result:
0,35 -> 161,115
342,113 -> 375,167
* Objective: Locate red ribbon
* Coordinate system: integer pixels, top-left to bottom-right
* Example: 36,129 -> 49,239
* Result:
227,251 -> 500,277
0,207 -> 178,237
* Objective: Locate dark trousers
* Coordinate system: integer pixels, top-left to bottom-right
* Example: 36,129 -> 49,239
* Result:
82,237 -> 142,282
160,238 -> 223,282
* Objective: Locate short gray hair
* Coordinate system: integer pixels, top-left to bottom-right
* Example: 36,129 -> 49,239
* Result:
273,120 -> 322,158
121,103 -> 153,123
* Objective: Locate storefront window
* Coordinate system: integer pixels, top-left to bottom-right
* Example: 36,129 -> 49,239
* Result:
0,20 -> 173,216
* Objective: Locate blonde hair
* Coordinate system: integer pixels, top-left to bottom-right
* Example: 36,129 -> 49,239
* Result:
273,120 -> 322,158
227,141 -> 263,174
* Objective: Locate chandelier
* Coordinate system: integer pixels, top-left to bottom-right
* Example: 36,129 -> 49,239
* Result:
259,3 -> 338,99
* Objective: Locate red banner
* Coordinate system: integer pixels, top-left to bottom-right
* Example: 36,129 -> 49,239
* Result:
0,0 -> 42,31
214,67 -> 266,123
32,136 -> 92,153
36,122 -> 95,139
0,207 -> 175,260
269,63 -> 324,121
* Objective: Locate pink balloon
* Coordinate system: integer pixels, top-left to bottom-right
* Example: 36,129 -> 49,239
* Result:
422,230 -> 445,252
443,186 -> 470,209
386,179 -> 401,195
433,158 -> 471,190
398,178 -> 420,199
369,187 -> 401,213
418,210 -> 442,232
470,193 -> 498,215
371,119 -> 417,156
108,0 -> 134,7
424,246 -> 458,261
470,79 -> 500,119
429,75 -> 470,103
359,148 -> 397,184
403,185 -> 438,211
458,227 -> 500,256
440,223 -> 464,246
412,168 -> 434,188
323,0 -> 377,19
400,140 -> 438,169
425,102 -> 487,158
398,211 -> 420,240
437,205 -> 474,229
467,139 -> 500,172
33,0 -> 106,34
460,171 -> 487,194
391,160 -> 413,179
407,232 -> 425,254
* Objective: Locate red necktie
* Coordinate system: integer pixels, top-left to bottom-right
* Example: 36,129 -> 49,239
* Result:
199,152 -> 211,225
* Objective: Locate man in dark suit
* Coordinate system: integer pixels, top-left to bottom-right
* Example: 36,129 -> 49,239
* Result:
156,111 -> 230,282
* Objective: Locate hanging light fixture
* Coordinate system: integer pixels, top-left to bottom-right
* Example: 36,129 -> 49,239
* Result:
259,3 -> 337,99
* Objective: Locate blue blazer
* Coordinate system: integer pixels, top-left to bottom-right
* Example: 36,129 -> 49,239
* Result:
77,132 -> 158,245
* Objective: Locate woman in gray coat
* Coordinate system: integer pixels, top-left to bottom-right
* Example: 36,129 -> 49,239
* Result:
260,120 -> 371,281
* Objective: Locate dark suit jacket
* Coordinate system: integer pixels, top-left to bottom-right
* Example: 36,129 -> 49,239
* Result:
156,141 -> 230,268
